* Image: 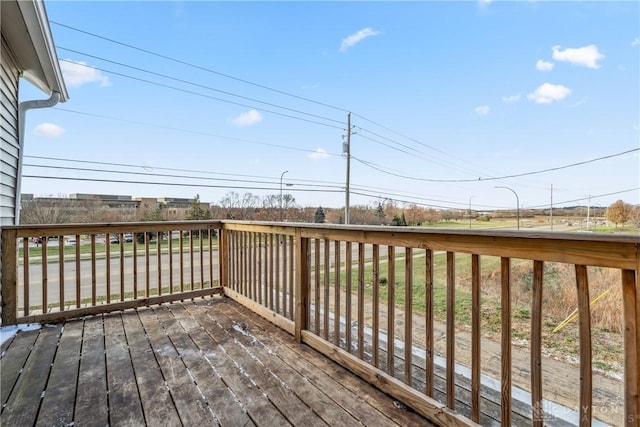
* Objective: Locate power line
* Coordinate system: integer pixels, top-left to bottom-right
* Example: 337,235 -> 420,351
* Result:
51,21 -> 498,174
22,175 -> 345,193
351,148 -> 639,183
60,59 -> 344,130
23,163 -> 345,190
51,108 -> 342,156
51,21 -> 350,114
27,154 -> 495,206
526,187 -> 640,208
58,46 -> 345,126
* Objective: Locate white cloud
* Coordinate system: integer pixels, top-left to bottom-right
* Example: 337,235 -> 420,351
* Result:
60,60 -> 110,88
536,60 -> 554,71
632,38 -> 640,46
527,83 -> 571,104
501,94 -> 521,103
474,105 -> 490,116
478,0 -> 493,8
551,45 -> 604,69
340,28 -> 380,52
308,148 -> 330,160
33,123 -> 65,138
229,109 -> 263,127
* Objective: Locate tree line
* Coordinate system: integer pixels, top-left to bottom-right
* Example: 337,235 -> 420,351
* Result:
19,192 -> 640,228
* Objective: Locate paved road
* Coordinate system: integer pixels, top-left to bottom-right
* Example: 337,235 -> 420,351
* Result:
18,243 -> 419,309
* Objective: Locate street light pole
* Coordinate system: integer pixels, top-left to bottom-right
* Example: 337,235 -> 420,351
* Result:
280,170 -> 288,221
495,186 -> 520,230
468,196 -> 475,229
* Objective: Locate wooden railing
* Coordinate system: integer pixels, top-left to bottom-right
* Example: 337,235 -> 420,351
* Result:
220,223 -> 639,427
1,221 -> 223,324
2,221 -> 639,426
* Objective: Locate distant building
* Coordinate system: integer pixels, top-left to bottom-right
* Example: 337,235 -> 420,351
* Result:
20,193 -> 212,222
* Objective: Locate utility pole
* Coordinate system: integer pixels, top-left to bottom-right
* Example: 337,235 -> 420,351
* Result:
344,112 -> 351,225
550,184 -> 553,231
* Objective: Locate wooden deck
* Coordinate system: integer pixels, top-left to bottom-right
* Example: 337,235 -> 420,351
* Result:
1,296 -> 435,426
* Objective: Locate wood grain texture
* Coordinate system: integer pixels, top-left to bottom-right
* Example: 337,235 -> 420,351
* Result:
575,265 -> 592,425
531,260 -> 544,427
622,268 -> 640,427
471,254 -> 481,423
501,257 -> 512,426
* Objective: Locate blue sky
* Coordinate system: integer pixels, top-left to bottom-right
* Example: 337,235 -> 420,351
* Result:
21,0 -> 640,211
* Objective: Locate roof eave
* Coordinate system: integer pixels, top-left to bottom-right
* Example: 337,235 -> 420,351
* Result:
14,0 -> 68,101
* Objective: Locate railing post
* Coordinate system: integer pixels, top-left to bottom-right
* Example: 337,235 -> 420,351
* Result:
622,268 -> 640,426
295,228 -> 310,343
1,228 -> 18,325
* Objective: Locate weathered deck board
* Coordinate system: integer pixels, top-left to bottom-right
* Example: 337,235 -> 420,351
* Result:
150,305 -> 256,426
120,310 -> 182,426
1,296 -> 434,426
36,319 -> 83,427
74,316 -> 109,427
211,299 -> 431,427
178,302 -> 326,427
137,307 -> 219,425
0,325 -> 61,427
0,328 -> 39,407
104,313 -> 146,426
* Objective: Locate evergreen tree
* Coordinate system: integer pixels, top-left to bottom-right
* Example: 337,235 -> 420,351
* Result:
314,206 -> 326,223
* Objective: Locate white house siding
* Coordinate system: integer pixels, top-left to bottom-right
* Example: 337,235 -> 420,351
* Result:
1,36 -> 20,229
1,36 -> 20,317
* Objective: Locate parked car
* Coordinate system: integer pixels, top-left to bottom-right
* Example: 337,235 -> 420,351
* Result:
123,233 -> 133,243
66,238 -> 76,245
109,235 -> 119,244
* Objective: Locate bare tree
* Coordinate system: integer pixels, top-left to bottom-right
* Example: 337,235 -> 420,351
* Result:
20,198 -> 73,224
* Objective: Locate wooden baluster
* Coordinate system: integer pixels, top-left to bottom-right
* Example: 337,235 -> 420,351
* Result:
119,233 -> 125,301
425,249 -> 434,397
345,241 -> 353,353
23,237 -> 30,316
387,245 -> 395,376
179,230 -> 184,293
189,230 -> 195,292
471,254 -> 481,423
157,231 -> 161,296
42,238 -> 48,313
334,240 -> 341,346
200,228 -> 204,289
446,251 -> 455,409
106,233 -> 111,303
358,242 -> 365,360
288,235 -> 294,319
75,235 -> 81,307
575,265 -> 592,425
372,244 -> 380,368
145,232 -> 151,297
295,230 -> 310,343
269,234 -> 275,310
404,247 -> 413,385
531,260 -> 544,426
91,235 -> 96,305
169,230 -> 174,294
282,235 -> 287,317
209,228 -> 213,288
324,239 -> 330,340
275,234 -> 280,313
133,233 -> 138,299
501,257 -> 512,425
59,235 -> 65,311
314,238 -> 321,334
622,269 -> 639,427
